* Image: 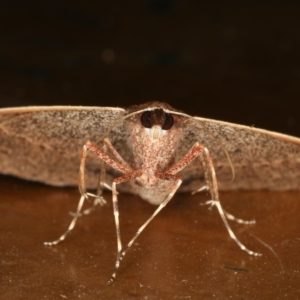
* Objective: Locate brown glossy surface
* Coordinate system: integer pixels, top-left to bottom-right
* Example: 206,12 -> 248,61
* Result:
1,176 -> 299,299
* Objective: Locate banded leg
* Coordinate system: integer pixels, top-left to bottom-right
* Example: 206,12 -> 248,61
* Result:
194,184 -> 255,225
108,172 -> 182,284
78,138 -> 130,216
80,142 -> 134,259
199,148 -> 261,256
44,194 -> 86,246
77,147 -> 108,217
223,209 -> 256,225
45,140 -> 130,247
108,170 -> 143,283
166,142 -> 260,256
77,140 -> 132,213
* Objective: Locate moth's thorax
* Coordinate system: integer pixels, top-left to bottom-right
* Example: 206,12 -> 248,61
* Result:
125,109 -> 184,187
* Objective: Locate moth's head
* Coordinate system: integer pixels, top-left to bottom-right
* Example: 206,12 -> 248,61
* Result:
139,109 -> 174,139
125,101 -> 188,140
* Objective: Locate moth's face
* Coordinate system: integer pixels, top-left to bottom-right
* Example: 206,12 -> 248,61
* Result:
138,109 -> 175,140
124,101 -> 186,143
123,106 -> 186,164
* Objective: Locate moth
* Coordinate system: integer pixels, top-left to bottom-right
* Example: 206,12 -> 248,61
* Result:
0,101 -> 300,283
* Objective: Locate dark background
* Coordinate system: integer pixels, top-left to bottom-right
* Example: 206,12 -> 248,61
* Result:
1,0 -> 300,135
1,1 -> 300,299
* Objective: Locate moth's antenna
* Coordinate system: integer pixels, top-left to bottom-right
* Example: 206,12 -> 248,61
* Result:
94,109 -> 145,146
101,107 -> 191,144
101,107 -> 156,142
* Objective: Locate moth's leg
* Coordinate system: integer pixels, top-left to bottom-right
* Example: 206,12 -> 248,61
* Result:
79,141 -> 131,196
85,137 -> 132,205
166,142 -> 261,256
78,140 -> 131,200
44,194 -> 86,246
78,139 -> 132,215
192,185 -> 209,194
222,209 -> 255,225
198,147 -> 261,256
108,170 -> 143,284
94,144 -> 108,204
196,196 -> 255,225
166,143 -> 206,175
45,141 -> 130,246
108,173 -> 182,284
78,140 -> 90,198
93,137 -> 132,198
82,137 -> 132,213
78,144 -> 122,215
79,149 -> 108,217
193,153 -> 255,225
69,151 -> 106,219
194,186 -> 255,225
104,138 -> 132,172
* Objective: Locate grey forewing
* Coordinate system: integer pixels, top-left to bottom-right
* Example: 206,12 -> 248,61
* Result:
1,106 -> 300,192
178,117 -> 300,191
0,107 -> 126,187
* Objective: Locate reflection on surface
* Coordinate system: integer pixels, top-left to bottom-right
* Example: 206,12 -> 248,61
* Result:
0,176 -> 299,299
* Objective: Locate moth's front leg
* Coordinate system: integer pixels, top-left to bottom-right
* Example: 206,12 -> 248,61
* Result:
77,139 -> 131,215
79,140 -> 131,197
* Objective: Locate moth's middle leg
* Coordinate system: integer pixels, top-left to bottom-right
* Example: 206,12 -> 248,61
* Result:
75,138 -> 128,217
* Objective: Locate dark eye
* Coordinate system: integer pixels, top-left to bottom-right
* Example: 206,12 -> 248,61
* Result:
162,113 -> 174,130
141,111 -> 152,128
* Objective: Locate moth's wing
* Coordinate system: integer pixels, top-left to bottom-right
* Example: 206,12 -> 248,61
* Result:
178,117 -> 300,191
0,106 -> 128,187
